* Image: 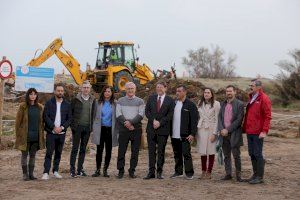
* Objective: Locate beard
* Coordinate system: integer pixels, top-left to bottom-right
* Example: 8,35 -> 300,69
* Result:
55,94 -> 63,99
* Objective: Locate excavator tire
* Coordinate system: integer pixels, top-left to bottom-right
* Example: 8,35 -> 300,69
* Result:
113,70 -> 133,92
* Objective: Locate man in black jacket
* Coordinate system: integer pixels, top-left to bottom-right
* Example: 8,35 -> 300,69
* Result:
144,81 -> 175,180
218,85 -> 244,182
69,81 -> 96,177
42,83 -> 72,180
171,85 -> 199,180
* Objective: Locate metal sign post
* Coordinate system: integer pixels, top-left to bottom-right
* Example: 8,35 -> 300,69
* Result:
0,56 -> 13,144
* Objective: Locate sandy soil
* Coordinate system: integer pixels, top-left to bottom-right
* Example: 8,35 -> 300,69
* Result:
0,134 -> 299,200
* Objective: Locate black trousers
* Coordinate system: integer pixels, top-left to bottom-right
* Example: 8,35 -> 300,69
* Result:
43,133 -> 66,174
171,138 -> 194,176
96,126 -> 112,170
222,137 -> 241,176
147,133 -> 168,174
117,129 -> 142,173
247,134 -> 264,161
70,125 -> 91,173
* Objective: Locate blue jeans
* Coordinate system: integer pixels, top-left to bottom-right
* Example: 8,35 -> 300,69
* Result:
247,134 -> 264,161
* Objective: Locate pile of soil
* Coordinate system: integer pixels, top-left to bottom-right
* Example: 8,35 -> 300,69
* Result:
5,78 -> 249,105
136,78 -> 249,103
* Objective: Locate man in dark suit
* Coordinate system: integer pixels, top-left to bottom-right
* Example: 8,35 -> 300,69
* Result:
144,81 -> 175,179
218,85 -> 244,182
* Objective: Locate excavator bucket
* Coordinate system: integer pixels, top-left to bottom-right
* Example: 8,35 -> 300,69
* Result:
134,63 -> 154,85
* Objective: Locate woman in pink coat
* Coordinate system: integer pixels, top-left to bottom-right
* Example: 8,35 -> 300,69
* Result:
196,88 -> 220,179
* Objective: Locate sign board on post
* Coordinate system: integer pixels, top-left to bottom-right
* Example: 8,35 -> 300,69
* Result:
0,56 -> 13,144
15,66 -> 54,93
0,59 -> 13,79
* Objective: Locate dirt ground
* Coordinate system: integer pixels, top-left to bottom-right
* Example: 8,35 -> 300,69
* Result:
0,134 -> 299,200
1,80 -> 299,200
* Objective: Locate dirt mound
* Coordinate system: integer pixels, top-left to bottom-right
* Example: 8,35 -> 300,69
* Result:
136,78 -> 249,103
6,78 -> 248,105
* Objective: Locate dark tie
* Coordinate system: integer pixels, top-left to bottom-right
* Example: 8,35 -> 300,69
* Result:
157,96 -> 161,112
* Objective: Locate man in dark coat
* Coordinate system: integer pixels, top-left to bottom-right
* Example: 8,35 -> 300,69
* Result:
170,85 -> 199,180
42,83 -> 72,180
70,81 -> 96,177
144,81 -> 175,179
218,85 -> 244,182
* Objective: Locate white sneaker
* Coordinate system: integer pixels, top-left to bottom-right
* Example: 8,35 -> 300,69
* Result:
42,173 -> 49,180
53,171 -> 63,179
186,175 -> 194,180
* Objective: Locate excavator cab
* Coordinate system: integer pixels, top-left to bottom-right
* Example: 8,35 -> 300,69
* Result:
96,42 -> 136,72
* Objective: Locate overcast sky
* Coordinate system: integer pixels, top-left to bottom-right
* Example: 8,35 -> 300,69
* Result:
1,0 -> 299,78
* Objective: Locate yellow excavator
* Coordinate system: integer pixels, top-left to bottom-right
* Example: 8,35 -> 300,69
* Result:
27,38 -> 154,92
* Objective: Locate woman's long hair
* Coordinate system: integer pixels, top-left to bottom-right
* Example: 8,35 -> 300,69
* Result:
99,85 -> 115,104
25,88 -> 39,105
198,87 -> 215,108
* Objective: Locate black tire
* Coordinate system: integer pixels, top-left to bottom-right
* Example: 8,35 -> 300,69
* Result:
113,70 -> 133,92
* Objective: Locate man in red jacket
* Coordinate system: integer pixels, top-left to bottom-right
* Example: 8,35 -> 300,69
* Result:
243,79 -> 272,184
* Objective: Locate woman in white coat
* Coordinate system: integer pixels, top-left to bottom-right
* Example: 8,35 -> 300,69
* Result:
196,88 -> 220,179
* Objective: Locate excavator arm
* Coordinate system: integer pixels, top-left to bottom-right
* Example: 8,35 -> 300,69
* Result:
27,38 -> 85,85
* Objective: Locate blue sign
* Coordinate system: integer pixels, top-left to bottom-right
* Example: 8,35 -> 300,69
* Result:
15,66 -> 55,93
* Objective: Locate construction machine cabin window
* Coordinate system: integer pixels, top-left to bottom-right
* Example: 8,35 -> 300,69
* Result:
96,46 -> 105,69
124,45 -> 136,71
96,44 -> 136,71
96,45 -> 124,68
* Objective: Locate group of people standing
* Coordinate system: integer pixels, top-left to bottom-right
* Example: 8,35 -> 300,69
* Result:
15,79 -> 271,185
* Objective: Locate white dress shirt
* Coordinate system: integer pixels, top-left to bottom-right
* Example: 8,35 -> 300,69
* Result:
54,101 -> 62,127
172,101 -> 183,139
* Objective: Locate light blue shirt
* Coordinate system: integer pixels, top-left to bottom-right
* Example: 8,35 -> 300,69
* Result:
101,101 -> 112,127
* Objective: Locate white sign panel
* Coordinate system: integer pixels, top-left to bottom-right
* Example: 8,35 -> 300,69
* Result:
15,66 -> 54,93
0,60 -> 13,79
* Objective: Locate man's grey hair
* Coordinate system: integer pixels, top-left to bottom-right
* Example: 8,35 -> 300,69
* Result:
251,79 -> 262,87
125,82 -> 136,88
82,80 -> 91,87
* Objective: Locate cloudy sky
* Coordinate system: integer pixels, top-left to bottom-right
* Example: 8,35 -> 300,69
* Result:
1,0 -> 299,78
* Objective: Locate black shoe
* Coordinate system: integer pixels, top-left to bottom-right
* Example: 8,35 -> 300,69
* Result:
22,165 -> 29,181
236,176 -> 246,182
221,175 -> 232,180
249,177 -> 264,184
29,175 -> 37,180
170,173 -> 183,179
143,173 -> 155,180
157,172 -> 164,179
28,165 -> 37,180
92,170 -> 100,177
249,159 -> 265,184
245,174 -> 256,182
23,173 -> 30,181
129,172 -> 137,179
103,169 -> 110,178
70,171 -> 78,178
236,171 -> 246,182
77,170 -> 88,177
117,171 -> 124,179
